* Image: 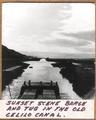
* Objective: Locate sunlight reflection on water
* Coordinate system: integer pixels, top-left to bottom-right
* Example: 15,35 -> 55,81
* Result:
2,59 -> 81,99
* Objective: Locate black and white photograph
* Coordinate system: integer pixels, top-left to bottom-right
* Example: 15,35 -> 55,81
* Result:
2,3 -> 95,100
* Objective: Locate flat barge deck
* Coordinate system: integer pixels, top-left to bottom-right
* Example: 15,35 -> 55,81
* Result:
18,81 -> 60,99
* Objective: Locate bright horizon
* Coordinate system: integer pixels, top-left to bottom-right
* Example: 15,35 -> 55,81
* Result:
2,3 -> 95,58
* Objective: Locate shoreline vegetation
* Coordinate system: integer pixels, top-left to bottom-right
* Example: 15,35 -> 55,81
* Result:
46,58 -> 95,99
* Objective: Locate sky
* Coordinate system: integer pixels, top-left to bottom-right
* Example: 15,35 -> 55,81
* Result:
2,3 -> 95,58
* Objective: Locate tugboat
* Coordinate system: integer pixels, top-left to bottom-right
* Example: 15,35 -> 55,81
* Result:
18,80 -> 60,99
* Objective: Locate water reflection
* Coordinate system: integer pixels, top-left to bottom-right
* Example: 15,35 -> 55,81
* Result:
2,59 -> 81,99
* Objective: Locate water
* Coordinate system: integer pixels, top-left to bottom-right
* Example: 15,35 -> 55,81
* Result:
2,59 -> 81,99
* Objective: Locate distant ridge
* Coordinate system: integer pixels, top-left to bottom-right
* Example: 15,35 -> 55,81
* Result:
2,45 -> 41,69
2,45 -> 29,69
22,51 -> 95,59
2,45 -> 28,61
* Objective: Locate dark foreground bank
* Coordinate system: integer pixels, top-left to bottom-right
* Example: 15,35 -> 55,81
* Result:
2,63 -> 29,90
50,58 -> 95,99
2,45 -> 40,91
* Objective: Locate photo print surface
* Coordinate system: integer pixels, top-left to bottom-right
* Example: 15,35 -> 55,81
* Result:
2,3 -> 95,100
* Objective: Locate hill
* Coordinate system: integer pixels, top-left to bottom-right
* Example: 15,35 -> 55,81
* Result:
2,45 -> 40,69
2,45 -> 29,69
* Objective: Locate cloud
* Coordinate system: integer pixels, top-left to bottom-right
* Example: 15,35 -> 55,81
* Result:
61,31 -> 95,41
2,3 -> 95,58
40,37 -> 91,47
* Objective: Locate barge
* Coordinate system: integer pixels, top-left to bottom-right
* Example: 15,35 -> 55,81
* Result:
18,81 -> 60,99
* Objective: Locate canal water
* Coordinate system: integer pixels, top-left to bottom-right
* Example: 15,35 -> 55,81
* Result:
2,59 -> 81,99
